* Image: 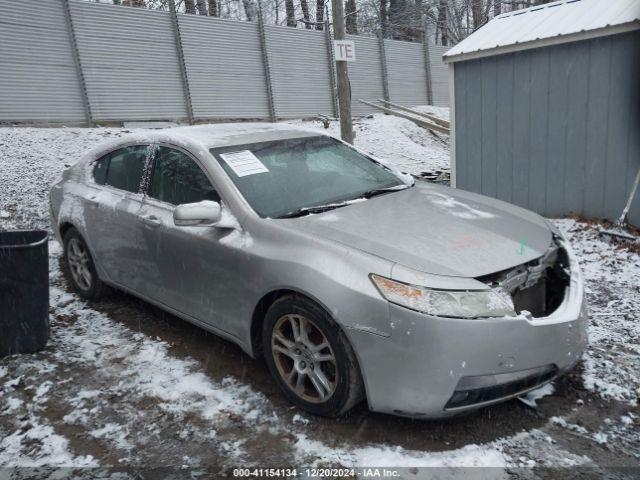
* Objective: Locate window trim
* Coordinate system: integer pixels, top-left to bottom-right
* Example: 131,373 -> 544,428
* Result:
142,142 -> 222,208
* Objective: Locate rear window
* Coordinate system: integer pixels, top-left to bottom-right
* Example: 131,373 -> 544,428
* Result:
92,145 -> 149,193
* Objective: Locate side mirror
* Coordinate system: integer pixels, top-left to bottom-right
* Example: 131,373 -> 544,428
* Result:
173,201 -> 222,227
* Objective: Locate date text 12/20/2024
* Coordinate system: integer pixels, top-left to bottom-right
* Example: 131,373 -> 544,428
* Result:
233,468 -> 401,477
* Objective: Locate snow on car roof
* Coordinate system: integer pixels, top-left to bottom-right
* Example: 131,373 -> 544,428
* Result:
163,123 -> 322,148
444,0 -> 640,63
82,123 -> 324,162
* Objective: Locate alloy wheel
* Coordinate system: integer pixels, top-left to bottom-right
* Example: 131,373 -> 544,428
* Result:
271,314 -> 338,403
67,237 -> 92,291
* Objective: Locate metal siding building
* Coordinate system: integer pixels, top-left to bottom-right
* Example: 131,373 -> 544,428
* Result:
445,0 -> 640,226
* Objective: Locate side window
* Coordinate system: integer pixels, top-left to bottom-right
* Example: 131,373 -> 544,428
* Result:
98,145 -> 149,193
93,156 -> 109,185
149,146 -> 219,206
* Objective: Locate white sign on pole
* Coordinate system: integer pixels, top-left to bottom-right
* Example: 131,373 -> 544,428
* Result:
333,40 -> 356,62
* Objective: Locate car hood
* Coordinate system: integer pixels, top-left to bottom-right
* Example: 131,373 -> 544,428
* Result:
287,183 -> 553,278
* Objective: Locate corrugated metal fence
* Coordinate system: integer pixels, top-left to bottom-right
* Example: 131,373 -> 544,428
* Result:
0,0 -> 449,125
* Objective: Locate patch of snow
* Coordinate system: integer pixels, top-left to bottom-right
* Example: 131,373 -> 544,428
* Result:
550,416 -> 589,435
554,219 -> 640,407
292,414 -> 309,426
518,383 -> 555,408
498,429 -> 592,468
593,432 -> 608,445
425,192 -> 495,219
620,414 -> 634,426
90,423 -> 133,452
3,398 -> 23,414
0,417 -> 97,467
34,381 -> 53,404
294,433 -> 509,469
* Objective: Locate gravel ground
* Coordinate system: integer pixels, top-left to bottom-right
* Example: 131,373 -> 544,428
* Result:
0,114 -> 638,478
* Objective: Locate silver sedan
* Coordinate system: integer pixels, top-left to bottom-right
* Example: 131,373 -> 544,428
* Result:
50,125 -> 588,418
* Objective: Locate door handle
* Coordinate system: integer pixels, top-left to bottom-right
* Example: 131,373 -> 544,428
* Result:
86,196 -> 101,208
140,215 -> 162,227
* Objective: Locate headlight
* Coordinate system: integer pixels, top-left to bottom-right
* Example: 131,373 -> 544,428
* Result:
370,274 -> 516,319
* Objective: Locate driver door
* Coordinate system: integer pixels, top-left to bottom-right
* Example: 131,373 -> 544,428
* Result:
137,145 -> 239,332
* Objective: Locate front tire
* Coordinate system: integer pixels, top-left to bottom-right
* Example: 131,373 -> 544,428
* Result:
62,228 -> 107,300
262,295 -> 364,417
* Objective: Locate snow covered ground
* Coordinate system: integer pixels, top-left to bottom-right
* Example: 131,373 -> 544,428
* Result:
1,111 -> 638,476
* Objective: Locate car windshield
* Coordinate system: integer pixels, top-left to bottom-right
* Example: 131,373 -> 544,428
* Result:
210,135 -> 405,218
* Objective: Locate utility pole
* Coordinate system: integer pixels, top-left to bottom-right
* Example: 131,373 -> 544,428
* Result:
331,0 -> 355,144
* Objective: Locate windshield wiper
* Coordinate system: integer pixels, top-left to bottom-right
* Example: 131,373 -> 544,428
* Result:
277,184 -> 412,218
276,202 -> 350,219
359,184 -> 411,199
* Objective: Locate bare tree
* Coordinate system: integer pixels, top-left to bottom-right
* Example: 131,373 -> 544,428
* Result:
380,0 -> 388,36
196,0 -> 208,14
242,0 -> 257,20
99,0 -> 549,41
184,0 -> 196,14
345,0 -> 358,34
285,0 -> 296,26
300,0 -> 312,28
436,0 -> 448,44
316,0 -> 325,29
208,0 -> 219,16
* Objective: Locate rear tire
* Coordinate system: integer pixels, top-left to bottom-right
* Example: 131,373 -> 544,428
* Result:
62,228 -> 108,300
262,294 -> 364,417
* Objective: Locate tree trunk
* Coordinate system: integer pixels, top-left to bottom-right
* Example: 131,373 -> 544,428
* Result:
208,0 -> 219,16
184,0 -> 196,14
415,0 -> 423,32
471,0 -> 486,30
436,0 -> 447,46
301,0 -> 312,29
242,0 -> 256,21
345,0 -> 358,34
196,0 -> 207,14
494,0 -> 501,16
316,0 -> 325,30
285,0 -> 296,27
389,0 -> 411,40
380,0 -> 388,37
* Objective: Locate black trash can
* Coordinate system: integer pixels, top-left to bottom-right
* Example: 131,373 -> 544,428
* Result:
0,230 -> 49,357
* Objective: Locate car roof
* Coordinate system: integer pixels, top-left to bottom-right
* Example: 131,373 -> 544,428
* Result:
82,123 -> 328,164
108,124 -> 323,152
167,124 -> 322,148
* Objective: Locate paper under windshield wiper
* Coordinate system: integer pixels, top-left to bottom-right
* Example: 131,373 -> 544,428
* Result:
276,202 -> 350,219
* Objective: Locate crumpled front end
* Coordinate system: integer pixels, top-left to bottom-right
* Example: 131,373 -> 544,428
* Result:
346,236 -> 588,418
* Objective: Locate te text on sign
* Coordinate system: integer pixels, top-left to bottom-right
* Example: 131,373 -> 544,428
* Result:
333,40 -> 356,62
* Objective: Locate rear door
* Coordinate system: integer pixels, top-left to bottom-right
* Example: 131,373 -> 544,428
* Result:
84,144 -> 152,291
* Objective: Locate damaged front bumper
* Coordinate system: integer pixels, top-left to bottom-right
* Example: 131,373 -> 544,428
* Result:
346,240 -> 588,418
